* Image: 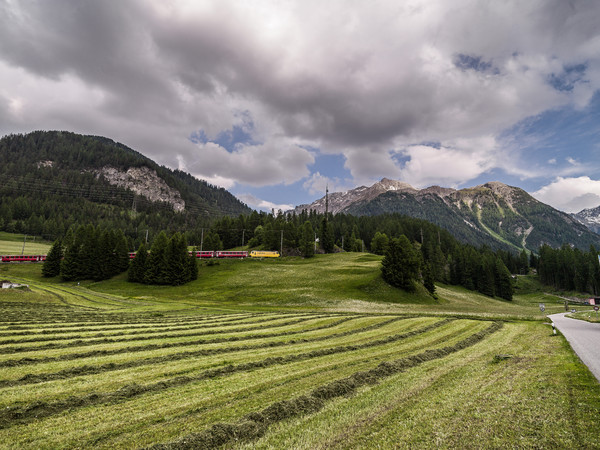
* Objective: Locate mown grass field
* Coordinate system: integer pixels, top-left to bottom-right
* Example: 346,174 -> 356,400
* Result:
1,250 -> 599,448
0,232 -> 52,255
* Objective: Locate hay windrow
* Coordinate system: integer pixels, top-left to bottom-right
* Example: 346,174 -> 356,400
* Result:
0,317 -> 453,429
150,321 -> 503,449
0,315 -> 328,354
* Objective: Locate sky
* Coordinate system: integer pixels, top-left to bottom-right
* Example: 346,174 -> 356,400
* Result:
1,0 -> 600,213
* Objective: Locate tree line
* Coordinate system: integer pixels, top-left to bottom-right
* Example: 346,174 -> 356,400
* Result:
42,224 -> 130,281
537,244 -> 600,295
42,226 -> 198,286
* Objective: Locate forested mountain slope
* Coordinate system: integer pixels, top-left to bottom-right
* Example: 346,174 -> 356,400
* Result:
0,131 -> 251,240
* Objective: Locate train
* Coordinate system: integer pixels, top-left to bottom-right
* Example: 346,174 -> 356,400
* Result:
1,255 -> 47,263
1,250 -> 280,263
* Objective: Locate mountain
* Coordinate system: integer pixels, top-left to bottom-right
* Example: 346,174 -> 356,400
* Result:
293,179 -> 600,251
573,206 -> 600,234
0,130 -> 251,239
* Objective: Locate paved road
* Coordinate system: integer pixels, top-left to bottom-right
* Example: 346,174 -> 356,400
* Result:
548,312 -> 600,383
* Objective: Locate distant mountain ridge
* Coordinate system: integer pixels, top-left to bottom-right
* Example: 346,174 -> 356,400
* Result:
573,206 -> 600,234
293,178 -> 600,251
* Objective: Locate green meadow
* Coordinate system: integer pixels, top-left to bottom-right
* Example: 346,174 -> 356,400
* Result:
0,250 -> 599,448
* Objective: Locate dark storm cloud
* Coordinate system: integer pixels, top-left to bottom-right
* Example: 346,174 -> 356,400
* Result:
0,0 -> 599,193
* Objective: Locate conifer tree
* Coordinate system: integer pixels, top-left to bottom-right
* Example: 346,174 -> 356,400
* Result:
42,239 -> 63,278
187,247 -> 199,281
494,257 -> 513,301
128,243 -> 148,283
300,221 -> 315,258
381,235 -> 420,292
320,217 -> 334,253
144,231 -> 169,284
166,232 -> 189,285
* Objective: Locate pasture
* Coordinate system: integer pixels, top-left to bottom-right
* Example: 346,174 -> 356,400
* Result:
0,232 -> 52,256
0,253 -> 599,448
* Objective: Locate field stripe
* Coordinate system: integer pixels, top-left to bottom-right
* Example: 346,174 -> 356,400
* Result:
0,313 -> 262,336
0,313 -> 321,344
0,316 -> 368,386
0,318 -> 455,429
0,315 -> 330,354
148,321 -> 504,449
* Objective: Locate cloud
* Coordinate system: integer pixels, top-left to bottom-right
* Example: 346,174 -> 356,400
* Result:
396,137 -> 497,188
302,172 -> 352,196
235,193 -> 293,212
0,0 -> 599,194
532,177 -> 600,213
185,138 -> 314,188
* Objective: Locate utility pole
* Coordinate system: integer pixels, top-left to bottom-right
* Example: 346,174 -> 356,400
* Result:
21,234 -> 27,255
314,232 -> 317,253
242,229 -> 245,247
280,230 -> 283,255
325,184 -> 329,217
200,228 -> 204,252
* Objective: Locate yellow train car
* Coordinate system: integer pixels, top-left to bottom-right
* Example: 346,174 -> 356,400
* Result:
250,250 -> 280,258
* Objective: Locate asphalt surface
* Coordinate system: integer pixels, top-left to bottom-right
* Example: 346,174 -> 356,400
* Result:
548,312 -> 600,383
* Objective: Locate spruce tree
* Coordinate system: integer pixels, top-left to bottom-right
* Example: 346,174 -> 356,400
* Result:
494,258 -> 513,301
144,231 -> 169,284
423,261 -> 436,295
166,232 -> 189,285
320,218 -> 334,253
42,239 -> 63,278
381,235 -> 420,292
187,247 -> 199,281
128,243 -> 148,283
300,221 -> 315,258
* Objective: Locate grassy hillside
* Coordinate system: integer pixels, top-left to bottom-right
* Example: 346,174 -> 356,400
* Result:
0,232 -> 52,255
1,254 -> 599,448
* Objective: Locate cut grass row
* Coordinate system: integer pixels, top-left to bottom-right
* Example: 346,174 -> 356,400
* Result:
0,312 -> 326,347
150,321 -> 503,449
0,316 -> 436,404
0,317 -> 475,429
1,317 -> 493,447
0,316 -> 364,385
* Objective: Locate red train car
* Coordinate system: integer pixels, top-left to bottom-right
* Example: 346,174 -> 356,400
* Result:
215,251 -> 248,258
0,255 -> 46,263
189,251 -> 215,258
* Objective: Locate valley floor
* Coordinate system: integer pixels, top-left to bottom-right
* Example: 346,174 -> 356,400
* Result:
0,256 -> 599,448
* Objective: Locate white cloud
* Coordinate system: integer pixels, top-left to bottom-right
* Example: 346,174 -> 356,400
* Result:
302,172 -> 352,196
235,193 -> 293,212
532,177 -> 600,213
184,138 -> 314,188
396,138 -> 497,188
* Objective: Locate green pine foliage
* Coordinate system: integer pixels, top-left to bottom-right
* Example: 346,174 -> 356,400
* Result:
381,235 -> 420,292
537,244 -> 600,295
300,221 -> 315,258
370,231 -> 389,255
319,217 -> 334,253
129,232 -> 198,286
128,243 -> 148,283
57,225 -> 130,282
42,239 -> 63,277
144,231 -> 169,284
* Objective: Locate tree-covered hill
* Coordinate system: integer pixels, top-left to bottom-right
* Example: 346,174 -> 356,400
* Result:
0,131 -> 251,242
